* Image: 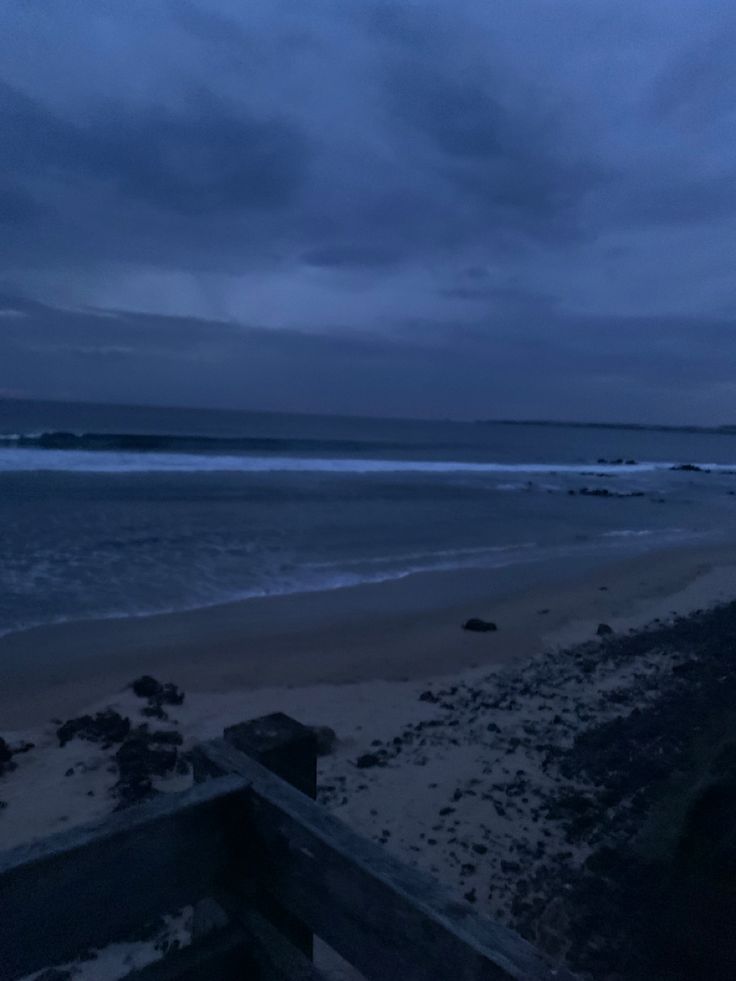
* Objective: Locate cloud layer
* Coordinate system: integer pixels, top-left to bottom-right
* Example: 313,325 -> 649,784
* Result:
1,0 -> 735,422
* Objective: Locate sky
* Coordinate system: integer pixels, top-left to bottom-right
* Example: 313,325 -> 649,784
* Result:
1,0 -> 735,423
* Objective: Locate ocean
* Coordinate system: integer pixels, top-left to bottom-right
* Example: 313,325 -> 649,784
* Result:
2,398 -> 736,637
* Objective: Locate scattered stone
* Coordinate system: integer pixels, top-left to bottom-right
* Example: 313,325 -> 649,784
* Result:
596,623 -> 614,637
571,487 -> 645,499
130,677 -> 185,721
114,726 -> 181,807
131,675 -> 162,698
57,710 -> 131,748
463,618 -> 498,633
355,753 -> 383,769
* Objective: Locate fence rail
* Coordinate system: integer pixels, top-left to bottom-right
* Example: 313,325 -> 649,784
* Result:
0,713 -> 577,981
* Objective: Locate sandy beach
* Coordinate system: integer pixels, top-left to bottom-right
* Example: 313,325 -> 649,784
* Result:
1,538 -> 734,729
2,539 -> 736,978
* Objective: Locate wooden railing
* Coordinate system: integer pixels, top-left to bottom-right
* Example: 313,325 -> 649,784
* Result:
0,713 -> 577,980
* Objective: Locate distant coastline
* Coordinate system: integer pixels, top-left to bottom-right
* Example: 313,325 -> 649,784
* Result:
3,395 -> 736,436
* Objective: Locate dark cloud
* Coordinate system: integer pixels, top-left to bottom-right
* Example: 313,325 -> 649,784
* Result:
3,293 -> 736,424
302,245 -> 402,269
0,81 -> 307,216
0,1 -> 734,422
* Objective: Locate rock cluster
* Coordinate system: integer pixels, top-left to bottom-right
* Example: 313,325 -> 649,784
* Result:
130,675 -> 185,720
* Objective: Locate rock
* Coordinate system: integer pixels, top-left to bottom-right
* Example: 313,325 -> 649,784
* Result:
670,463 -> 708,472
419,690 -> 439,703
131,675 -> 163,698
0,737 -> 15,776
309,725 -> 338,757
114,727 -> 180,807
148,730 -> 184,746
131,676 -> 184,705
596,623 -> 614,637
57,709 -> 131,748
463,618 -> 498,633
160,682 -> 185,706
130,677 -> 185,722
355,753 -> 383,769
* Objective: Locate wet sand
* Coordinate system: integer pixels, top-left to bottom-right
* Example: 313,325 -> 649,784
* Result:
1,539 -> 735,728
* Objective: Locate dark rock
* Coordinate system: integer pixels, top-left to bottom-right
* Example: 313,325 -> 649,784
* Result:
596,623 -> 614,636
577,487 -> 645,498
355,753 -> 383,769
419,690 -> 439,703
463,618 -> 498,633
114,727 -> 179,807
131,675 -> 163,698
0,737 -> 15,776
131,677 -> 185,719
57,709 -> 131,748
142,704 -> 168,720
148,730 -> 184,746
670,463 -> 707,472
160,682 -> 185,706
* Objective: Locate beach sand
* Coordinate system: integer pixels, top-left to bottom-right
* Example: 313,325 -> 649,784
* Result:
2,539 -> 736,978
1,538 -> 734,729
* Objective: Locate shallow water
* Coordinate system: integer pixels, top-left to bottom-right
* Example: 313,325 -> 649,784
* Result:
2,398 -> 736,635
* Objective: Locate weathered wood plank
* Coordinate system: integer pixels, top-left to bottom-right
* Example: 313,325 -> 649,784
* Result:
129,924 -> 251,980
203,740 -> 577,981
236,908 -> 330,981
0,774 -> 249,981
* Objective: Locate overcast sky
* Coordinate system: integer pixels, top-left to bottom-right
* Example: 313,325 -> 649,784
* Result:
2,1 -> 735,423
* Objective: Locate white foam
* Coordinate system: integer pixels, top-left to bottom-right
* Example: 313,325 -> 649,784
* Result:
0,447 -> 715,475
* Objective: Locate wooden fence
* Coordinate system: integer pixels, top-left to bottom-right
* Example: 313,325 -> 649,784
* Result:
0,713 -> 577,980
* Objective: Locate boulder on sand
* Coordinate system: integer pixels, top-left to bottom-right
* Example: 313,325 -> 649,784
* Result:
463,618 -> 498,633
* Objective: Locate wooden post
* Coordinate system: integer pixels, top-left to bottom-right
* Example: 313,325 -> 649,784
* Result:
224,714 -> 317,800
193,713 -> 317,965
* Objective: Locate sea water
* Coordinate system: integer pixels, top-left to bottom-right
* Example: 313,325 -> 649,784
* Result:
2,398 -> 736,636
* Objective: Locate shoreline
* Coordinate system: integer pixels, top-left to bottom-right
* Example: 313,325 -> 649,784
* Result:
1,538 -> 735,729
2,540 -> 736,976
